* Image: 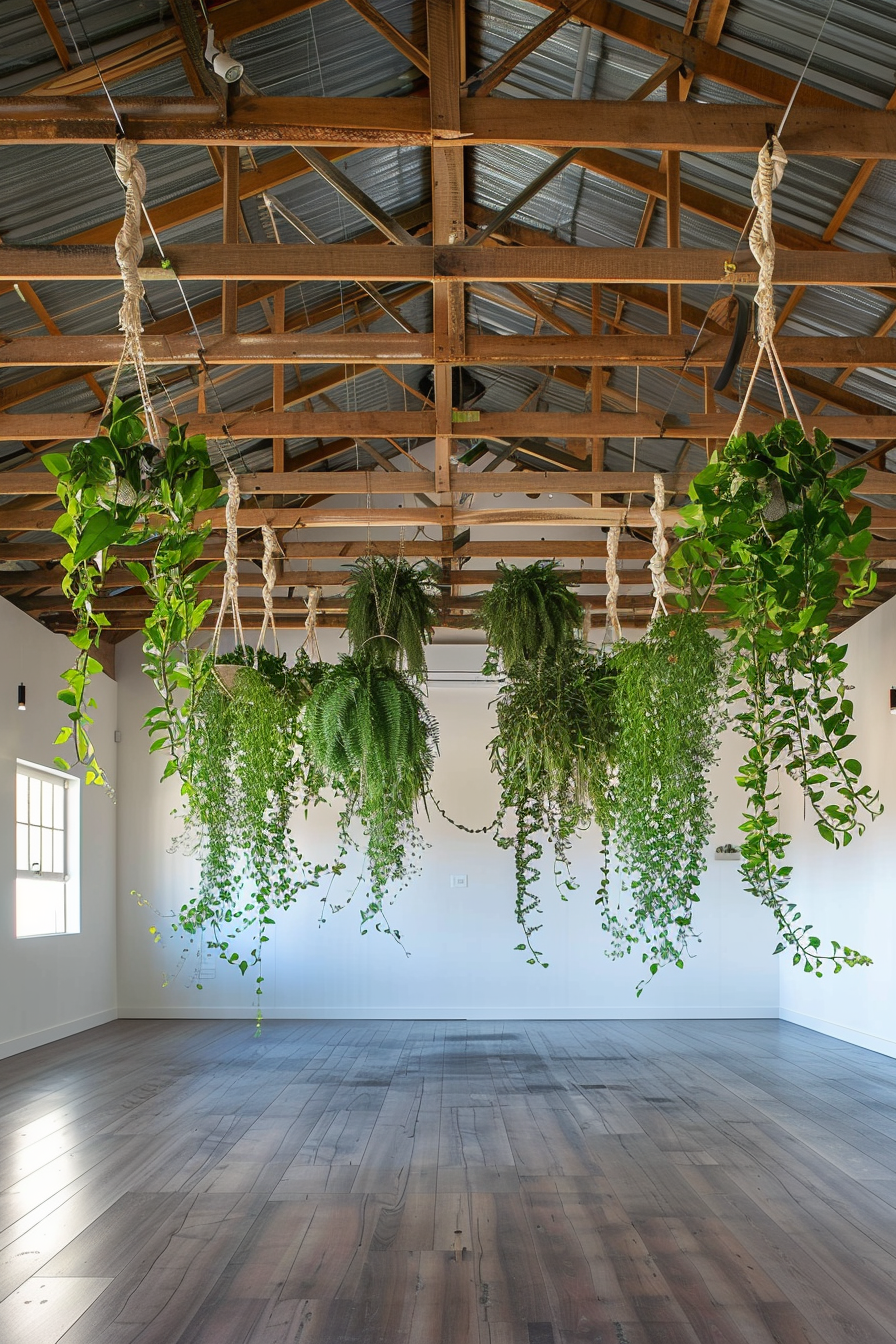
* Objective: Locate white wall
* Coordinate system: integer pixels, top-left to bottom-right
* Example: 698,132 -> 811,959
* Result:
116,627 -> 779,1020
779,595 -> 896,1057
0,596 -> 118,1057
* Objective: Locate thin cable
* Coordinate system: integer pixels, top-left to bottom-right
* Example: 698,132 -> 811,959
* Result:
777,0 -> 838,138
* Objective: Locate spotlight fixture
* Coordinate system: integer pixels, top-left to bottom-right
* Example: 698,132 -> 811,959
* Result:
890,687 -> 896,715
17,683 -> 26,712
204,26 -> 243,83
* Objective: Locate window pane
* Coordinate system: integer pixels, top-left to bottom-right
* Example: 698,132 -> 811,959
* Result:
41,780 -> 53,827
16,877 -> 65,938
16,822 -> 28,870
41,828 -> 53,873
54,784 -> 64,830
28,827 -> 40,873
16,773 -> 27,823
53,830 -> 64,875
29,776 -> 40,825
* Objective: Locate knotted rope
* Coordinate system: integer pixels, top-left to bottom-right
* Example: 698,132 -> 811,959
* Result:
211,474 -> 245,656
107,139 -> 161,446
730,136 -> 805,441
257,524 -> 279,656
604,525 -> 622,642
303,585 -> 322,661
649,473 -> 670,619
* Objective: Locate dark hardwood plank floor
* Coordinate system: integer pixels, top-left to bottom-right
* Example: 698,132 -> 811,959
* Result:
0,1019 -> 894,1343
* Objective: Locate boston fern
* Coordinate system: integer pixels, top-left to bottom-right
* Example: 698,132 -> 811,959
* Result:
607,612 -> 727,988
480,559 -> 583,675
344,554 -> 440,681
490,641 -> 617,965
303,656 -> 438,942
169,646 -> 327,1020
671,421 -> 880,976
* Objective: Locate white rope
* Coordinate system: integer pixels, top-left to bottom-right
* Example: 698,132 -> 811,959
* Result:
649,472 -> 670,619
257,524 -> 279,656
730,136 -> 805,442
302,585 -> 322,661
211,474 -> 244,656
107,139 -> 162,446
605,525 -> 622,642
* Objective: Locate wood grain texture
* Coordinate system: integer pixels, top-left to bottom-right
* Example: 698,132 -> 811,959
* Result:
0,1020 -> 893,1342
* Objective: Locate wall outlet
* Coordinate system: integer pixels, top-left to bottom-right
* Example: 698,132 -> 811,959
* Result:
450,874 -> 468,889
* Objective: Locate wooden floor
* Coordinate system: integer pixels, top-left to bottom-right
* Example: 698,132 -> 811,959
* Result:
0,1021 -> 895,1344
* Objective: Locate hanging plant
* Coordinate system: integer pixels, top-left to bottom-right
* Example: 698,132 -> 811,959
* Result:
125,423 -> 223,788
44,394 -> 150,788
480,559 -> 583,675
605,612 -> 727,988
344,554 -> 439,681
304,656 -> 438,941
490,639 -> 617,965
671,421 -> 880,975
169,644 -> 327,1014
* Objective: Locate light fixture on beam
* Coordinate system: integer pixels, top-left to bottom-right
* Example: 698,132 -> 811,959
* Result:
17,683 -> 25,712
890,687 -> 896,715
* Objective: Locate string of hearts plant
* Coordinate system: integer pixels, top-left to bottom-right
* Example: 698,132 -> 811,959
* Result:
670,420 -> 880,976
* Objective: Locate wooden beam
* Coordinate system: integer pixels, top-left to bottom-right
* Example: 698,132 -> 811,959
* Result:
8,410 -> 896,443
31,0 -> 71,68
463,0 -> 587,97
344,0 -> 430,75
7,243 -> 896,286
5,332 -> 896,367
5,96 -> 896,156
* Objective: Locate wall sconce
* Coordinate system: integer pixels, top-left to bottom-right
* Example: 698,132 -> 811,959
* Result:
17,683 -> 26,712
890,687 -> 896,715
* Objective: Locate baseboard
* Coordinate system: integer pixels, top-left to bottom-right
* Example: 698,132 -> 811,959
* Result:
0,1008 -> 118,1061
779,1008 -> 896,1060
118,1004 -> 779,1021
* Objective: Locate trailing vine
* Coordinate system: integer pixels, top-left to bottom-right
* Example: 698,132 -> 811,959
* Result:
479,561 -> 616,964
606,612 -> 727,988
125,424 -> 222,789
45,395 -> 148,789
303,656 -> 438,942
671,421 -> 880,975
490,641 -> 617,965
170,645 -> 327,1020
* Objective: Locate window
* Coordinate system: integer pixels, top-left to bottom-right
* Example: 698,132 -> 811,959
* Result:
15,761 -> 80,938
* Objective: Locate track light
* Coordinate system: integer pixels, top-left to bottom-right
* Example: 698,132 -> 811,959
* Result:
890,687 -> 896,715
17,683 -> 26,712
204,26 -> 243,83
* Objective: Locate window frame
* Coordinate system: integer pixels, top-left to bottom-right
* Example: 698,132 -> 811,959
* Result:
15,760 -> 80,939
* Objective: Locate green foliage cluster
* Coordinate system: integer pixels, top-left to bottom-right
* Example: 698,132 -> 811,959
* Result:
480,559 -> 583,675
170,645 -> 327,1018
304,656 -> 438,939
490,641 -> 617,964
672,421 -> 880,975
606,613 -> 727,987
344,554 -> 439,681
45,395 -> 150,787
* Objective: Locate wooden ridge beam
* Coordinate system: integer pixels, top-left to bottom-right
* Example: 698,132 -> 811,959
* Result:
5,244 -> 896,287
7,411 -> 896,443
0,538 -> 660,561
4,332 -> 896,368
6,97 -> 896,155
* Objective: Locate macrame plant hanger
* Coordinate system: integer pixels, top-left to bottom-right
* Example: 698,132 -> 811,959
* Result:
256,524 -> 280,659
106,139 -> 163,450
210,474 -> 246,692
729,136 -> 804,441
648,472 -> 670,620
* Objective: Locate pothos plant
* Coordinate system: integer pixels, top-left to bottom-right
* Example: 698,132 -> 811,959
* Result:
44,394 -> 149,789
168,645 -> 328,1019
124,424 -> 223,789
479,561 -> 617,964
605,612 -> 727,989
671,420 -> 880,976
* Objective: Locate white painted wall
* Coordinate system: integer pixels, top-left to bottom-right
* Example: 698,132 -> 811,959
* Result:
779,594 -> 896,1057
0,596 -> 118,1058
115,626 -> 780,1020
